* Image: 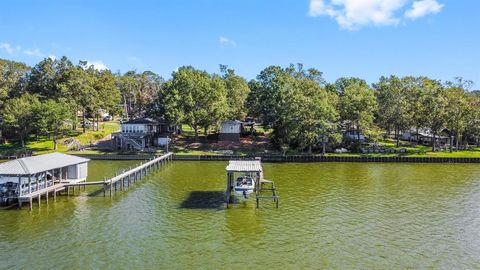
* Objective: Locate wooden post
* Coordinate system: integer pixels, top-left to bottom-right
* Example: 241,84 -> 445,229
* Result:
29,198 -> 32,210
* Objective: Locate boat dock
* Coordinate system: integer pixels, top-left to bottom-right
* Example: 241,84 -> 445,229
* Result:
225,159 -> 279,208
17,152 -> 173,210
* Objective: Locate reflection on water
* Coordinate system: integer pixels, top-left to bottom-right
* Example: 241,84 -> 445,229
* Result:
1,160 -> 480,269
180,191 -> 225,209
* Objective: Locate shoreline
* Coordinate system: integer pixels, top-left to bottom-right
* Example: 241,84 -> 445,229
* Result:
69,153 -> 480,163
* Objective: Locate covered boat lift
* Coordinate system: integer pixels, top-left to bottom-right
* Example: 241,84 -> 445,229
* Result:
225,159 -> 279,208
0,152 -> 90,209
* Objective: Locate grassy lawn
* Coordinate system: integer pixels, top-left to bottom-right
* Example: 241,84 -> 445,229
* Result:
1,121 -> 120,156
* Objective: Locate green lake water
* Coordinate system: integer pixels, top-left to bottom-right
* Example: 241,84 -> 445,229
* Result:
1,161 -> 480,269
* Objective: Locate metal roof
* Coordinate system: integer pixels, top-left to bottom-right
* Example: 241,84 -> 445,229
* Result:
0,152 -> 90,176
226,160 -> 262,172
122,118 -> 158,125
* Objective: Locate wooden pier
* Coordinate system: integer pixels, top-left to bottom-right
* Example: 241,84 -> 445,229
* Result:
18,183 -> 66,210
18,152 -> 173,210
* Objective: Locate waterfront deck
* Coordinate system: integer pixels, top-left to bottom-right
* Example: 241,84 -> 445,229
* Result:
65,152 -> 173,195
18,183 -> 66,210
18,152 -> 173,210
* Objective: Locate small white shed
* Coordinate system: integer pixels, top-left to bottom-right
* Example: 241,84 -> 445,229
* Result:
219,120 -> 243,142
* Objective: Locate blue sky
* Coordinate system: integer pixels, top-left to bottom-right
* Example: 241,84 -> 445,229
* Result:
0,0 -> 478,86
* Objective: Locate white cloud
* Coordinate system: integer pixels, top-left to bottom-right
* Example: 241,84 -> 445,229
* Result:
23,48 -> 44,58
309,0 -> 444,30
86,60 -> 108,71
48,54 -> 57,60
405,0 -> 444,19
219,36 -> 237,47
0,43 -> 21,55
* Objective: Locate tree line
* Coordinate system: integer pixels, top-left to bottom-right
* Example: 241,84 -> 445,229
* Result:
1,57 -> 479,153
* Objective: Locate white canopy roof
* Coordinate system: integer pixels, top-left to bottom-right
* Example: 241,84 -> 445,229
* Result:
0,152 -> 90,176
226,160 -> 262,172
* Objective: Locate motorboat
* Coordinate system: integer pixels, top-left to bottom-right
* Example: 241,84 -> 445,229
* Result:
234,176 -> 255,198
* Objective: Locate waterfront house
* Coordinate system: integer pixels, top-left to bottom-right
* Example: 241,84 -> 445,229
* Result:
219,120 -> 243,142
401,128 -> 450,145
0,152 -> 90,204
112,118 -> 159,151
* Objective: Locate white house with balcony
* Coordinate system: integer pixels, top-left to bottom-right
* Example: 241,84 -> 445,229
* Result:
112,118 -> 159,151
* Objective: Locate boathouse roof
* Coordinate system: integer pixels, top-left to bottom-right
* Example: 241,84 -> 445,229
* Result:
0,152 -> 90,176
226,160 -> 262,172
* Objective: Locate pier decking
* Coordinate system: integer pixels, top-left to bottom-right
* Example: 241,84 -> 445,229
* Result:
18,152 -> 173,210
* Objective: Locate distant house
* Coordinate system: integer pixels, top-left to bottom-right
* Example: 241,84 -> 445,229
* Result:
219,120 -> 243,142
401,128 -> 450,145
112,118 -> 159,151
344,130 -> 365,142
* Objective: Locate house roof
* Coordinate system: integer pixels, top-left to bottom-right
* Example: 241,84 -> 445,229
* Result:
0,152 -> 90,176
220,120 -> 243,128
226,160 -> 262,172
122,118 -> 158,125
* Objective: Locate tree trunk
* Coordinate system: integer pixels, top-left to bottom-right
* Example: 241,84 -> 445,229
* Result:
204,126 -> 208,141
357,125 -> 361,144
193,126 -> 199,142
82,109 -> 86,133
396,128 -> 400,148
449,136 -> 453,153
53,138 -> 58,150
432,132 -> 436,152
456,133 -> 460,150
308,145 -> 312,154
96,115 -> 100,131
322,138 -> 326,156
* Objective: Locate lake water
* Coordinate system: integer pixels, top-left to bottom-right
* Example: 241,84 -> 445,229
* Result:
1,161 -> 479,269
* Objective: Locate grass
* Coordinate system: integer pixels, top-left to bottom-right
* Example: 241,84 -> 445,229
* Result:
1,121 -> 121,156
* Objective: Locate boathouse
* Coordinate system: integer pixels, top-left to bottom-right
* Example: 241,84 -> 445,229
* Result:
225,159 -> 279,208
0,152 -> 90,205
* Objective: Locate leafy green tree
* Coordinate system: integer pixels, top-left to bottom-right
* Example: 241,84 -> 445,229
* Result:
337,78 -> 377,145
374,75 -> 413,147
2,93 -> 40,147
220,65 -> 250,120
465,92 -> 480,146
444,78 -> 472,151
36,99 -> 72,150
290,77 -> 339,154
91,69 -> 121,130
118,71 -> 163,119
161,66 -> 227,141
402,76 -> 426,133
59,63 -> 96,133
420,78 -> 447,152
0,59 -> 30,107
249,65 -> 339,153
